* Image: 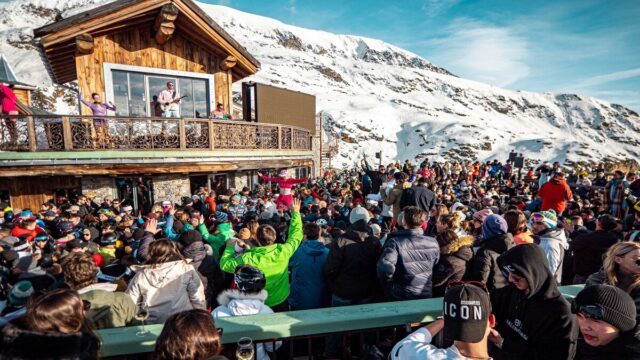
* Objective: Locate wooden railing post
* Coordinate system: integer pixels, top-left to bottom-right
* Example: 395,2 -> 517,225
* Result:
209,121 -> 215,150
277,126 -> 282,150
178,118 -> 186,150
62,116 -> 73,150
26,116 -> 37,152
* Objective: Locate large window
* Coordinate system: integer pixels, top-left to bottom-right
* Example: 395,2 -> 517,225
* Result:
110,68 -> 211,118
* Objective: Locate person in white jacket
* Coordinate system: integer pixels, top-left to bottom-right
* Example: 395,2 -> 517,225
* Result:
126,239 -> 206,324
391,283 -> 495,360
212,265 -> 281,360
530,210 -> 569,283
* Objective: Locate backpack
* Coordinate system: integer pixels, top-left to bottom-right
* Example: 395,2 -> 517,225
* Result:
399,187 -> 416,210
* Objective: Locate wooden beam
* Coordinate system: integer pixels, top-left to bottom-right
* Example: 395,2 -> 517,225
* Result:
219,55 -> 237,71
75,34 -> 94,55
154,3 -> 179,45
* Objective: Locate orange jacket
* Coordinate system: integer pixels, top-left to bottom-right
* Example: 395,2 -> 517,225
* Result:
538,178 -> 573,213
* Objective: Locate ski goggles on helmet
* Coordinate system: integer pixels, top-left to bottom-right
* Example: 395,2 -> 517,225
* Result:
530,213 -> 545,223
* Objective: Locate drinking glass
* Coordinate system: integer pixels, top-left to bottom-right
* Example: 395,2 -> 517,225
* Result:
135,300 -> 150,337
236,337 -> 254,360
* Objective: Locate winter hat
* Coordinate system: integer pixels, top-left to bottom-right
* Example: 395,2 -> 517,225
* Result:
531,210 -> 557,229
482,214 -> 508,239
100,232 -> 118,246
132,228 -> 145,241
179,230 -> 202,245
234,265 -> 266,294
370,223 -> 381,237
573,285 -> 636,332
122,205 -> 133,212
237,228 -> 251,240
278,169 -> 289,177
349,205 -> 371,224
260,210 -> 273,220
7,280 -> 34,307
68,205 -> 80,212
451,202 -> 464,213
215,211 -> 228,222
473,209 -> 493,222
334,220 -> 347,231
443,283 -> 492,343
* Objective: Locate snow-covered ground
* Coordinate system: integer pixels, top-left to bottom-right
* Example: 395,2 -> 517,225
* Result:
1,0 -> 639,168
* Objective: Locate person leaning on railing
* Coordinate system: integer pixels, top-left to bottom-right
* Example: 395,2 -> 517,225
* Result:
210,102 -> 232,120
79,91 -> 116,148
0,83 -> 19,144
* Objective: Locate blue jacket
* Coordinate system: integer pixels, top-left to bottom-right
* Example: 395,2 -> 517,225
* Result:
288,240 -> 329,310
377,228 -> 440,300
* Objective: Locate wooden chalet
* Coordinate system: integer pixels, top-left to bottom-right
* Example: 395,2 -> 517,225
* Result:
0,0 -> 319,212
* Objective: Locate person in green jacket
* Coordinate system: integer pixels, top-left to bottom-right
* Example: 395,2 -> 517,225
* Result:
198,211 -> 234,258
61,252 -> 136,329
220,198 -> 303,309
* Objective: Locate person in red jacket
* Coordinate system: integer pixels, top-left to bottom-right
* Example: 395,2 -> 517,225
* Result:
258,169 -> 308,209
537,171 -> 573,214
11,216 -> 45,243
0,83 -> 20,143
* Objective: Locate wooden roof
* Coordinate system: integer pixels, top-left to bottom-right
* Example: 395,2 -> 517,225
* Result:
34,0 -> 260,84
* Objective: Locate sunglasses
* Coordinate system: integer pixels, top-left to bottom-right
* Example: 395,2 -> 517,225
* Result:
572,303 -> 603,321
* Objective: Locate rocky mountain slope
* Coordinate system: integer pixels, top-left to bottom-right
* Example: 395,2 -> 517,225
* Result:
1,0 -> 639,168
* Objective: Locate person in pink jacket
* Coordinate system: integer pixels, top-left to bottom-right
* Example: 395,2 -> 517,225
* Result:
258,169 -> 308,208
0,83 -> 19,143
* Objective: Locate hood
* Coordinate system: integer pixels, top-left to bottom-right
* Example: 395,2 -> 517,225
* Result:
137,260 -> 189,288
482,233 -> 514,254
498,243 -> 560,300
216,289 -> 268,316
301,240 -> 327,256
444,235 -> 475,255
180,241 -> 206,264
539,228 -> 569,249
77,282 -> 118,294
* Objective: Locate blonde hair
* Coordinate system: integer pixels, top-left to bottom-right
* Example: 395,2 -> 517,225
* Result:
603,242 -> 640,294
439,211 -> 465,230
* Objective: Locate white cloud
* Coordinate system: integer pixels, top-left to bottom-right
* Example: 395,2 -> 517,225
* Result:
573,68 -> 640,89
427,19 -> 530,87
288,0 -> 297,16
422,0 -> 460,18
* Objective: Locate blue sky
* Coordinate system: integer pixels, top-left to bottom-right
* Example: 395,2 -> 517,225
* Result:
205,0 -> 640,111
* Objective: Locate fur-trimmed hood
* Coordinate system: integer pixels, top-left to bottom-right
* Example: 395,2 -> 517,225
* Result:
216,289 -> 268,307
0,324 -> 98,360
212,289 -> 272,319
443,235 -> 475,255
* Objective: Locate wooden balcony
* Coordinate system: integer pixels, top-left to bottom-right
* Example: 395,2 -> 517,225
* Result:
0,115 -> 312,153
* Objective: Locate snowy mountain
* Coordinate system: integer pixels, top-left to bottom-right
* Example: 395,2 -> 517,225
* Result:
1,0 -> 639,168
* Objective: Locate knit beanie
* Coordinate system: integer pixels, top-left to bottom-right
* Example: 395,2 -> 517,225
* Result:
532,210 -> 558,229
238,228 -> 251,240
473,208 -> 493,222
482,214 -> 508,239
179,230 -> 203,246
215,211 -> 228,222
349,205 -> 371,224
574,284 -> 636,332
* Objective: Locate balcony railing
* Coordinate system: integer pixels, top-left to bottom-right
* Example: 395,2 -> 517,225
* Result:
0,115 -> 312,152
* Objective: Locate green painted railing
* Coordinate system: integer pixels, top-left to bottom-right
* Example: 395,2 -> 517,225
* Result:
96,285 -> 584,357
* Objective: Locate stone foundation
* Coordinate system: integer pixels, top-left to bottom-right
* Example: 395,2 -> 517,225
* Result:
81,177 -> 116,204
154,175 -> 190,205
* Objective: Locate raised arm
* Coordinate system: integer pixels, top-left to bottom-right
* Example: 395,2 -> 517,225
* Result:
258,172 -> 279,182
287,177 -> 309,185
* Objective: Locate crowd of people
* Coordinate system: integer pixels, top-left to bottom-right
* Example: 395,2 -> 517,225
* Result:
0,157 -> 640,359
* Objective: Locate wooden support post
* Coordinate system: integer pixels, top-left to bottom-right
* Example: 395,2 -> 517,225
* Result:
179,118 -> 186,150
26,116 -> 37,152
277,126 -> 282,150
75,34 -> 94,55
154,4 -> 179,45
62,117 -> 73,150
209,122 -> 215,150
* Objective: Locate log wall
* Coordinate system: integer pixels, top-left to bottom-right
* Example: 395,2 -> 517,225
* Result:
75,26 -> 232,115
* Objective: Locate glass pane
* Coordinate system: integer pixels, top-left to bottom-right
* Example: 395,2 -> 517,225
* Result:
148,76 -> 178,117
179,78 -> 195,118
129,73 -> 146,117
112,70 -> 129,116
193,79 -> 208,118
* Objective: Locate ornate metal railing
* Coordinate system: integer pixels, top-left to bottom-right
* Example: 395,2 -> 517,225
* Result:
0,115 -> 312,152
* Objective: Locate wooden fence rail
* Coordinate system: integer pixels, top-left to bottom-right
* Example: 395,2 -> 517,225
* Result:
0,115 -> 312,152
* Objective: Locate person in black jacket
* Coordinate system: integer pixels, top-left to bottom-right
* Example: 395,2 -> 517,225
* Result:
362,154 -> 386,195
432,230 -> 474,297
324,205 -> 381,303
569,214 -> 620,284
469,214 -> 514,291
411,176 -> 436,213
489,244 -> 578,360
573,284 -> 640,360
377,206 -> 440,300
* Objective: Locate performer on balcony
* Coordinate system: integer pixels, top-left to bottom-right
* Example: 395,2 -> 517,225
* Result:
258,169 -> 308,208
79,91 -> 116,148
0,83 -> 19,143
158,82 -> 181,118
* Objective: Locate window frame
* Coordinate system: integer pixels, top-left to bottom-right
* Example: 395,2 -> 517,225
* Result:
104,62 -> 215,118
